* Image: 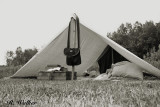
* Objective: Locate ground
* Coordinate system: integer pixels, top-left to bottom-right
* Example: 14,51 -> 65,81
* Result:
0,78 -> 160,107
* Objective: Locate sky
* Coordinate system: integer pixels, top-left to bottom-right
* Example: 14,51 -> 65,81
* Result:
0,0 -> 160,65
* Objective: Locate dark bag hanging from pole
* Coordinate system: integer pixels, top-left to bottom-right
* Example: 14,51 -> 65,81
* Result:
64,14 -> 81,66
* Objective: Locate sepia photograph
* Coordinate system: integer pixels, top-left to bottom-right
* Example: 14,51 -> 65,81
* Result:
0,0 -> 160,106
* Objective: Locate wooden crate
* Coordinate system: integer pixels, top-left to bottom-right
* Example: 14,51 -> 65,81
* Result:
37,71 -> 53,80
52,71 -> 77,80
37,71 -> 77,80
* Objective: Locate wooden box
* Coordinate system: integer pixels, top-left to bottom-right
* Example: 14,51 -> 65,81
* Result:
52,71 -> 77,80
37,71 -> 53,80
37,71 -> 77,80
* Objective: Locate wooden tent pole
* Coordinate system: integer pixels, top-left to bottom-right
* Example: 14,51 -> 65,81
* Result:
112,48 -> 114,64
72,66 -> 75,80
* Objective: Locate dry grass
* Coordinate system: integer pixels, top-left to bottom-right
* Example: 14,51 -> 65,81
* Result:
0,79 -> 160,107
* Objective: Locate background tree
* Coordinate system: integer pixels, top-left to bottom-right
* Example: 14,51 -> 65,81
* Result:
108,21 -> 160,58
6,51 -> 14,66
13,47 -> 24,66
23,47 -> 38,63
5,47 -> 38,66
144,45 -> 160,69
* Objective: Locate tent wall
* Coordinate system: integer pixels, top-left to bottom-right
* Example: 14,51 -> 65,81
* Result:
12,24 -> 107,77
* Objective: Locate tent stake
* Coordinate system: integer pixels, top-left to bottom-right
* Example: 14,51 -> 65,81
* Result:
72,66 -> 75,80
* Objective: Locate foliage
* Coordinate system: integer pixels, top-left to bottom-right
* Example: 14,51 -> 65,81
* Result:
108,21 -> 160,58
144,45 -> 160,69
6,47 -> 38,66
0,79 -> 160,106
0,66 -> 22,79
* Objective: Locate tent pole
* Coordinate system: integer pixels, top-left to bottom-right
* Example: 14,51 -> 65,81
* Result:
72,66 -> 75,80
112,48 -> 114,64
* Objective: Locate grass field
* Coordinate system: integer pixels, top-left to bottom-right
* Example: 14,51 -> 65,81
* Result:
0,78 -> 160,107
1,66 -> 160,107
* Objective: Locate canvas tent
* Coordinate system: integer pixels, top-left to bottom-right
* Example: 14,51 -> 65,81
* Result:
12,17 -> 160,78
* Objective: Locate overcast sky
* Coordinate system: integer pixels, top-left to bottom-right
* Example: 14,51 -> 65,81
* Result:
0,0 -> 160,65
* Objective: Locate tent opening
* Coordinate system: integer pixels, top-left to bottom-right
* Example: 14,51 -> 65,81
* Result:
98,46 -> 128,74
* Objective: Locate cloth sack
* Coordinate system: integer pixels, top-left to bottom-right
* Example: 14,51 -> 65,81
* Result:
111,62 -> 144,80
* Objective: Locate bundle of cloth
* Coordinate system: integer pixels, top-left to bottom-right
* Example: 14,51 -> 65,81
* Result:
83,62 -> 100,77
94,61 -> 145,80
47,67 -> 61,72
83,70 -> 100,78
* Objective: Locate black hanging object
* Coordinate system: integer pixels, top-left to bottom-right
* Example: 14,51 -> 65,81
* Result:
64,14 -> 81,66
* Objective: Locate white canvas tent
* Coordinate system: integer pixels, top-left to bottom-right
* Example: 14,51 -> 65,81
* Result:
12,18 -> 160,78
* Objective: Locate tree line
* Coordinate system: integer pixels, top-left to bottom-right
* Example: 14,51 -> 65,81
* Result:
6,47 -> 38,66
144,45 -> 160,69
107,21 -> 160,58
